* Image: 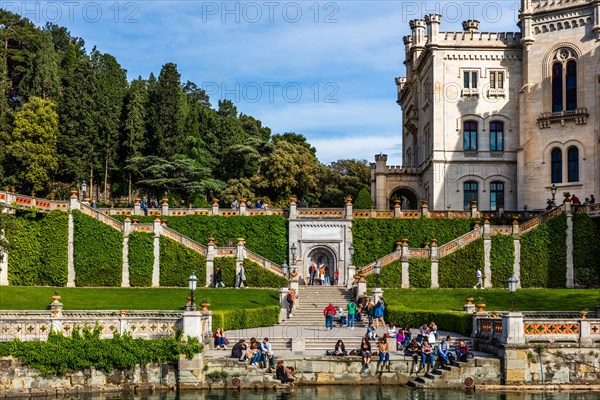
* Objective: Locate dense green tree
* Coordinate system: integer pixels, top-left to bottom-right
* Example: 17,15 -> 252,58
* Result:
272,132 -> 316,155
354,187 -> 374,209
121,77 -> 147,203
5,97 -> 59,192
20,31 -> 60,100
319,159 -> 371,206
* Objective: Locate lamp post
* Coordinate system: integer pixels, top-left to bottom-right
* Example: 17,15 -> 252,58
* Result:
375,260 -> 381,288
290,243 -> 297,264
507,273 -> 519,312
80,180 -> 87,201
281,260 -> 289,279
187,270 -> 198,311
348,243 -> 354,265
550,184 -> 557,207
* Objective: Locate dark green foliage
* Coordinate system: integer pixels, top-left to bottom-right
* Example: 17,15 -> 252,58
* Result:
490,234 -> 515,288
128,231 -> 154,287
366,260 -> 402,287
520,214 -> 567,288
73,211 -> 123,287
409,259 -> 431,288
439,238 -> 484,288
159,236 -> 206,287
572,213 -> 600,288
212,306 -> 280,332
352,219 -> 474,267
353,187 -> 373,210
6,210 -> 68,286
213,257 -> 288,288
0,326 -> 203,376
385,307 -> 472,336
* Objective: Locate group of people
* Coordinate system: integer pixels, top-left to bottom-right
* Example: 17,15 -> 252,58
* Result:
224,335 -> 295,387
212,263 -> 248,288
308,262 -> 338,286
570,193 -> 595,205
323,296 -> 386,331
230,199 -> 270,210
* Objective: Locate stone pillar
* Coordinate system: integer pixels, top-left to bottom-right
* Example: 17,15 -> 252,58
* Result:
420,199 -> 429,217
134,198 -> 141,216
356,279 -> 367,301
512,219 -> 521,288
121,218 -> 132,287
0,229 -> 8,286
236,237 -> 245,263
50,295 -> 64,333
430,239 -> 439,288
470,200 -> 479,219
401,238 -> 409,288
346,264 -> 355,288
278,287 -> 289,322
425,13 -> 441,45
67,192 -> 79,288
118,310 -> 129,334
161,198 -> 169,216
239,199 -> 247,216
344,197 -> 353,220
580,319 -> 592,344
393,199 -> 401,218
483,218 -> 492,288
206,237 -> 215,287
372,287 -> 384,304
182,311 -> 204,340
152,217 -> 161,287
289,198 -> 298,219
374,154 -> 388,210
211,198 -> 219,215
30,192 -> 36,209
499,312 -> 525,344
564,199 -> 574,288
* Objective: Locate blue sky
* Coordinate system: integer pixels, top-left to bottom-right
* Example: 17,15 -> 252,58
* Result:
8,1 -> 519,164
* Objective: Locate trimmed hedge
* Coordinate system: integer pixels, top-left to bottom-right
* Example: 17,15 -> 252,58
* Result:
6,210 -> 68,286
520,214 -> 567,288
439,238 -> 484,288
159,236 -> 206,287
213,257 -> 289,288
352,218 -> 474,267
385,307 -> 473,336
128,232 -> 155,287
73,211 -> 123,287
573,213 -> 600,288
490,234 -> 514,288
366,260 -> 402,287
212,306 -> 280,332
115,215 -> 288,264
409,259 -> 431,288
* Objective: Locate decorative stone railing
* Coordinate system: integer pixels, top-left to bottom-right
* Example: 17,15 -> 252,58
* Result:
519,206 -> 562,234
0,310 -> 213,342
244,248 -> 284,276
161,226 -> 207,255
438,228 -> 482,258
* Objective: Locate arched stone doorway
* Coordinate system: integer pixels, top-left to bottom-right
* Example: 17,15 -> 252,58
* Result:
306,246 -> 338,285
389,187 -> 418,210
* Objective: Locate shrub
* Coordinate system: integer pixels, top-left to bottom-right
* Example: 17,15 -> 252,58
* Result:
211,306 -> 280,332
159,236 -> 206,287
128,231 -> 155,287
354,187 -> 373,210
213,257 -> 288,288
73,211 -> 123,287
409,259 -> 431,288
385,307 -> 473,336
366,260 -> 402,287
572,213 -> 600,287
490,234 -> 514,288
439,238 -> 484,288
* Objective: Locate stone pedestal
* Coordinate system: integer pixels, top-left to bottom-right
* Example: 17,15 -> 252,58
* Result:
463,303 -> 475,314
182,311 -> 204,340
279,287 -> 289,322
152,218 -> 161,287
372,287 -> 384,304
161,199 -> 169,216
346,265 -> 355,288
356,279 -> 367,301
0,229 -> 7,286
500,312 -> 525,344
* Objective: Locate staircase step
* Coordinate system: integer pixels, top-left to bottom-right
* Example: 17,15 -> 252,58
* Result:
407,380 -> 423,387
431,369 -> 443,376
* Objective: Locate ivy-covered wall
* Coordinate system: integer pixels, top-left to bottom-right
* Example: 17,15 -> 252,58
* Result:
352,218 -> 474,267
365,260 -> 402,287
6,210 -> 68,286
213,257 -> 289,288
490,234 -> 514,288
212,306 -> 280,332
128,232 -> 154,287
572,213 -> 600,288
409,259 -> 431,288
73,211 -> 123,287
439,238 -> 484,288
115,215 -> 288,264
520,214 -> 567,288
159,236 -> 206,287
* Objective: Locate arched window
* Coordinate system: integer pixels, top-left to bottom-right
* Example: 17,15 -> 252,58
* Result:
490,181 -> 505,211
551,148 -> 562,184
463,121 -> 477,151
489,121 -> 504,151
552,63 -> 563,112
568,146 -> 579,182
463,181 -> 478,210
566,61 -> 577,111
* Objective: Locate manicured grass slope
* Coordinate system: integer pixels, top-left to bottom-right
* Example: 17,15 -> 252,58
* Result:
0,287 -> 278,310
383,289 -> 598,312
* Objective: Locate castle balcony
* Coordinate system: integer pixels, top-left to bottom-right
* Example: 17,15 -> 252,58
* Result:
487,88 -> 506,97
537,108 -> 588,129
461,88 -> 480,97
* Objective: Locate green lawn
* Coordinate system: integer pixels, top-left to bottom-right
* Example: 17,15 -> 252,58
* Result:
0,287 -> 279,310
382,288 -> 600,312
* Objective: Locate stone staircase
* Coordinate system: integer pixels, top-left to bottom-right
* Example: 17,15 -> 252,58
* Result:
407,356 -> 473,388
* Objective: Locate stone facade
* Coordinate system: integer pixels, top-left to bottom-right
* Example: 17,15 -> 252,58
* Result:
374,0 -> 600,211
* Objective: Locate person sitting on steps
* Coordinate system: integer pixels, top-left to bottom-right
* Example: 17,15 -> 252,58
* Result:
377,337 -> 391,372
418,337 -> 435,373
260,337 -> 275,372
275,360 -> 295,387
360,337 -> 372,371
455,339 -> 473,362
437,337 -> 451,366
365,322 -> 377,340
405,339 -> 421,374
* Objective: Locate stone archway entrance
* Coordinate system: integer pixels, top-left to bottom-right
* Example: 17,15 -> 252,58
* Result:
389,187 -> 418,210
306,246 -> 337,285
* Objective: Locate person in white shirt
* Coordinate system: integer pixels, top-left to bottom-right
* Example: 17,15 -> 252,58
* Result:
474,268 -> 484,289
259,337 -> 275,371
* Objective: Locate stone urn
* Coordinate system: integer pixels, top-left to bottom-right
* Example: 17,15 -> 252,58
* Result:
465,297 -> 474,305
475,303 -> 486,312
580,311 -> 588,320
200,302 -> 211,312
393,199 -> 401,207
51,294 -> 61,304
345,197 -> 353,204
290,197 -> 298,204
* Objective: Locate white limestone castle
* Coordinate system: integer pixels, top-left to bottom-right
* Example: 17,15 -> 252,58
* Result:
372,0 -> 600,211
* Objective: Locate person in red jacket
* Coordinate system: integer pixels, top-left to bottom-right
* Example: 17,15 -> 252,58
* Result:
323,303 -> 337,331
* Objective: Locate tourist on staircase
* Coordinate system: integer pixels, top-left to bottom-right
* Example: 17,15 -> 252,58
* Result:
366,298 -> 375,325
319,263 -> 325,285
249,338 -> 262,366
286,289 -> 296,316
377,337 -> 391,372
324,264 -> 331,285
275,361 -> 295,387
365,322 -> 377,340
405,339 -> 421,374
213,267 -> 225,288
437,337 -> 451,366
455,339 -> 472,361
323,303 -> 337,331
373,298 -> 386,329
231,339 -> 248,361
347,299 -> 357,329
308,262 -> 317,285
213,327 -> 229,349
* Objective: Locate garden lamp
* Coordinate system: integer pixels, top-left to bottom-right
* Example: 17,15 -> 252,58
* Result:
290,243 -> 297,264
375,260 -> 381,288
550,184 -> 557,207
187,270 -> 198,311
508,273 -> 519,312
281,260 -> 289,279
80,180 -> 87,199
349,243 -> 355,265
